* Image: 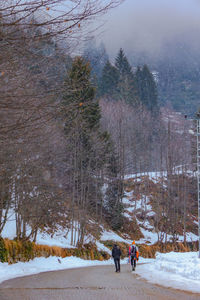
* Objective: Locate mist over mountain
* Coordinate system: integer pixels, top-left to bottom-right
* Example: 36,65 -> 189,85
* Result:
100,0 -> 200,115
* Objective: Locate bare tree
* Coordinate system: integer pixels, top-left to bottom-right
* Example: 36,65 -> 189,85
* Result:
0,0 -> 124,239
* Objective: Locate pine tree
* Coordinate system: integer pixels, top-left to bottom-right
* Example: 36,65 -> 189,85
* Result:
62,57 -> 114,244
62,56 -> 101,133
105,151 -> 124,231
135,65 -> 158,113
99,60 -> 119,97
115,48 -> 132,76
115,48 -> 139,105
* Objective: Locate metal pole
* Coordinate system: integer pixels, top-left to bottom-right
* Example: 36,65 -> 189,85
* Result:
197,118 -> 200,258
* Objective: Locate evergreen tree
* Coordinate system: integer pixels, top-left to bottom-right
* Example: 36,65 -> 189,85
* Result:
62,57 -> 115,244
135,65 -> 158,113
62,56 -> 101,133
115,48 -> 139,105
115,48 -> 132,76
105,151 -> 124,231
99,60 -> 119,97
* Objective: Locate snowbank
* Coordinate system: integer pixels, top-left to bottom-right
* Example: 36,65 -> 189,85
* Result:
137,251 -> 200,293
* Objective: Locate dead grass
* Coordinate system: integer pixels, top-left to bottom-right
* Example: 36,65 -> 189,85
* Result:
1,239 -> 109,264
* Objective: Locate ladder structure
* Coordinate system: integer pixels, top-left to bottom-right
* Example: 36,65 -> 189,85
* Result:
197,119 -> 200,258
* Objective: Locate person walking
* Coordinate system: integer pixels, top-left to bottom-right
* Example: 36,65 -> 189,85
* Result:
128,240 -> 139,271
112,244 -> 121,272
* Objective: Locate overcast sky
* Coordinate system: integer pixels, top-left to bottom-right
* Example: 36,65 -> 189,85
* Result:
100,0 -> 200,58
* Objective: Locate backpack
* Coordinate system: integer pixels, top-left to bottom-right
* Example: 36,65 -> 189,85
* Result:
130,245 -> 136,257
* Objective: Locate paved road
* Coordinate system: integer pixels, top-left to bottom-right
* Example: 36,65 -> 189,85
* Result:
0,264 -> 199,300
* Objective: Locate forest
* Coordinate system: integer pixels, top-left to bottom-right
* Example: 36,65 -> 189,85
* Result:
0,0 -> 198,249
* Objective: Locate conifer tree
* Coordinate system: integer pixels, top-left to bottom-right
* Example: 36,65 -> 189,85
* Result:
105,152 -> 124,230
115,48 -> 138,105
99,60 -> 119,97
63,57 -> 101,134
62,57 -> 114,244
115,48 -> 132,76
135,65 -> 158,113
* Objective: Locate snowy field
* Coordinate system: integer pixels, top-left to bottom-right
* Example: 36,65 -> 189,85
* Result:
137,251 -> 200,293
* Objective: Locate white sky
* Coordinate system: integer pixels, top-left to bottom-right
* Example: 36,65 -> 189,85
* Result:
99,0 -> 200,57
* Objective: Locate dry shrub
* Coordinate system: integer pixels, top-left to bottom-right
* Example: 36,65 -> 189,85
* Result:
4,239 -> 34,263
138,244 -> 157,258
101,240 -> 129,258
1,239 -> 109,263
102,240 -> 198,259
121,217 -> 143,240
0,237 -> 8,262
2,237 -> 197,264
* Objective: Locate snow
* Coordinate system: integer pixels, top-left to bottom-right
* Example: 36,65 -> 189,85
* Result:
122,191 -> 133,204
122,173 -> 198,245
124,171 -> 167,181
1,211 -> 120,255
124,212 -> 132,220
101,229 -> 132,244
96,241 -> 112,255
137,227 -> 158,245
137,251 -> 200,294
1,211 -> 17,240
35,227 -> 76,249
177,232 -> 199,243
189,129 -> 195,135
133,196 -> 152,211
2,213 -> 76,249
124,169 -> 195,182
146,211 -> 156,217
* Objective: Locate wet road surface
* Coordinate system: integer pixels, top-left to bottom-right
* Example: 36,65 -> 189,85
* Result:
0,264 -> 199,300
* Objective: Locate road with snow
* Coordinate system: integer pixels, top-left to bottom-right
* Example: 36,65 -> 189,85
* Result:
0,264 -> 199,300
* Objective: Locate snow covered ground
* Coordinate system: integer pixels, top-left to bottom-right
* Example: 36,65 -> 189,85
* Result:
137,251 -> 200,293
122,181 -> 199,245
2,211 -> 110,250
2,170 -> 198,249
100,228 -> 132,244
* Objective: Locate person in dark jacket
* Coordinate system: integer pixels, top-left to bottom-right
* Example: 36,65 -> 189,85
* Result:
112,244 -> 121,272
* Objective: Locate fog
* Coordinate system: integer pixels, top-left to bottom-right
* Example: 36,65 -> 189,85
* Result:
100,0 -> 200,59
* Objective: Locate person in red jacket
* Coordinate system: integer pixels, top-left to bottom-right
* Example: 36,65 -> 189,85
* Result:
128,240 -> 139,271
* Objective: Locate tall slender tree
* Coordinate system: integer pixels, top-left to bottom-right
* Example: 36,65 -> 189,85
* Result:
115,48 -> 139,105
99,60 -> 119,97
62,57 -> 113,245
135,65 -> 158,113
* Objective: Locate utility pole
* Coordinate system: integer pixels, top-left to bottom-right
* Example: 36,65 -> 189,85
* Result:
196,115 -> 200,258
186,113 -> 200,257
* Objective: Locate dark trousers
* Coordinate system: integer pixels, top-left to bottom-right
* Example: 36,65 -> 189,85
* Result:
114,258 -> 120,272
131,257 -> 136,268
